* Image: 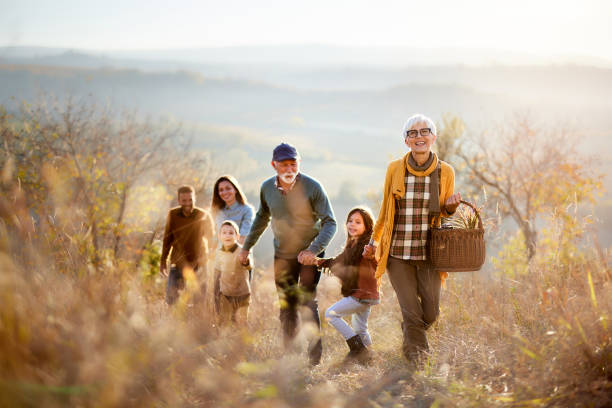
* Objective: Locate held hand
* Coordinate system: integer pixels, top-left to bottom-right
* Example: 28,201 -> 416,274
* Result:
238,249 -> 251,266
297,250 -> 316,265
445,192 -> 462,214
362,244 -> 376,259
160,263 -> 168,277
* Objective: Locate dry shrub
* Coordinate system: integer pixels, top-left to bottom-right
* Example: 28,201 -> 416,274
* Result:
428,260 -> 611,407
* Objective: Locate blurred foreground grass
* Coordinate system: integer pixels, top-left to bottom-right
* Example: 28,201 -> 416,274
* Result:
0,221 -> 610,407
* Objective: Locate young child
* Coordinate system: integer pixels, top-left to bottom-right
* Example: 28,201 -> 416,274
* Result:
213,220 -> 252,326
315,207 -> 379,362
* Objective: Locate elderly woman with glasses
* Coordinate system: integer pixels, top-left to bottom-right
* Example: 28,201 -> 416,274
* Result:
363,113 -> 461,364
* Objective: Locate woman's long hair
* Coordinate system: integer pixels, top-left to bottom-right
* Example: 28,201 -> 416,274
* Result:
211,175 -> 249,216
339,206 -> 375,266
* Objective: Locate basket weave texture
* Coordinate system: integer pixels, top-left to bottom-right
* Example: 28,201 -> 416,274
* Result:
428,200 -> 486,272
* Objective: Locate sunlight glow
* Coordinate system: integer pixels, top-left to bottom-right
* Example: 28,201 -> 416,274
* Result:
1,0 -> 611,62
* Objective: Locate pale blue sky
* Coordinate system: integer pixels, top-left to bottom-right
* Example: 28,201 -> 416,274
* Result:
2,0 -> 612,60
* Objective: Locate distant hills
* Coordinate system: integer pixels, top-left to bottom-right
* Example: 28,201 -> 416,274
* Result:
3,44 -> 612,68
0,47 -> 610,188
1,46 -> 611,175
1,44 -> 611,251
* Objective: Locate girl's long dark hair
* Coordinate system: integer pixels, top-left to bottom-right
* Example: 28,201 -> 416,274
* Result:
339,207 -> 375,266
211,175 -> 249,216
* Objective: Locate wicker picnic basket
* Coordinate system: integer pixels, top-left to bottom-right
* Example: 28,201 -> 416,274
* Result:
428,200 -> 485,272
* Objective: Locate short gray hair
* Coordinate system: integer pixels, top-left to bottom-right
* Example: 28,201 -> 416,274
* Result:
402,114 -> 437,138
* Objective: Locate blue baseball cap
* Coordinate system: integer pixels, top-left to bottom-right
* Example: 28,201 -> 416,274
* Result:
272,142 -> 300,162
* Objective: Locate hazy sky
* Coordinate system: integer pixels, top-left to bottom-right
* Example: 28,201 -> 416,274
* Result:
2,0 -> 612,60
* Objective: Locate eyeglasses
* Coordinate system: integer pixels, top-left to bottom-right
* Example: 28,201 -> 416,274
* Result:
406,128 -> 432,138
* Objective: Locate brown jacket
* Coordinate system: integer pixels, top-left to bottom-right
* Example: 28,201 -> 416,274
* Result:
161,207 -> 214,270
321,253 -> 379,300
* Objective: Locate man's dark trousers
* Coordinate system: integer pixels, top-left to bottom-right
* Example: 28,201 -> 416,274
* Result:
165,265 -> 207,306
274,256 -> 322,365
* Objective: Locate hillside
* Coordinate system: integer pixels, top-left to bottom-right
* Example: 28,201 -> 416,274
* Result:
1,52 -> 611,248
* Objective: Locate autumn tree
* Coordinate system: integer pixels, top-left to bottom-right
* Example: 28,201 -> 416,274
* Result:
0,96 -> 216,275
456,116 -> 602,262
435,113 -> 466,163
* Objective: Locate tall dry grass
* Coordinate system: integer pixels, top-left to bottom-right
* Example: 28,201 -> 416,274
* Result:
1,138 -> 610,406
1,193 -> 610,408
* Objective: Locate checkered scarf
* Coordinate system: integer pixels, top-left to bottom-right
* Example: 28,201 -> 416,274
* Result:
390,154 -> 441,260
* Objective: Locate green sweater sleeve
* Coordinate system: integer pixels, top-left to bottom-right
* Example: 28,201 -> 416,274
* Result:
306,182 -> 337,255
242,187 -> 271,251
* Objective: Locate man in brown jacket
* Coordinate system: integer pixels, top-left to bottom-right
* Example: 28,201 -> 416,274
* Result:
161,185 -> 214,305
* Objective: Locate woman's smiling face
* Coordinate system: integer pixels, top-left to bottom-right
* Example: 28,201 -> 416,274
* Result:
405,121 -> 436,154
218,180 -> 237,206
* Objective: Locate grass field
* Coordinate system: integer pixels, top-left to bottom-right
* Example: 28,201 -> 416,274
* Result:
1,236 -> 610,408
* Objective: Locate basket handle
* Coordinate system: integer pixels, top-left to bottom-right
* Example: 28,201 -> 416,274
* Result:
457,200 -> 483,229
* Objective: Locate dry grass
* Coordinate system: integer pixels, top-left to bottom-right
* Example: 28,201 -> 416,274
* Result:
0,230 -> 610,408
0,150 -> 610,407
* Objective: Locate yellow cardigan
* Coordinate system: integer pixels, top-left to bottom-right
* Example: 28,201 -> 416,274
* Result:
372,153 -> 455,282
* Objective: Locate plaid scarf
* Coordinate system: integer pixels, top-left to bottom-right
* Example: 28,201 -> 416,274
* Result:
390,169 -> 430,260
390,152 -> 441,260
406,152 -> 441,220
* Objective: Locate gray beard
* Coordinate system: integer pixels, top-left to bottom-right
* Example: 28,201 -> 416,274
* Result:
280,173 -> 297,183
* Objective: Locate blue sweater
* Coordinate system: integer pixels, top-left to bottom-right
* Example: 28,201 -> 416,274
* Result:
214,202 -> 255,237
243,173 -> 337,259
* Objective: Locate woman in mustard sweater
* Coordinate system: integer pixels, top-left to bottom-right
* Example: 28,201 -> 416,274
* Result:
363,113 -> 461,363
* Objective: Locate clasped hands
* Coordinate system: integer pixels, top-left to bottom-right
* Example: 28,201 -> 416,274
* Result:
239,247 -> 376,268
297,250 -> 317,265
239,249 -> 319,266
300,244 -> 379,265
238,248 -> 250,265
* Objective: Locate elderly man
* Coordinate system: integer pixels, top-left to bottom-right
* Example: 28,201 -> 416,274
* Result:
161,185 -> 214,305
239,142 -> 337,365
364,113 -> 461,363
